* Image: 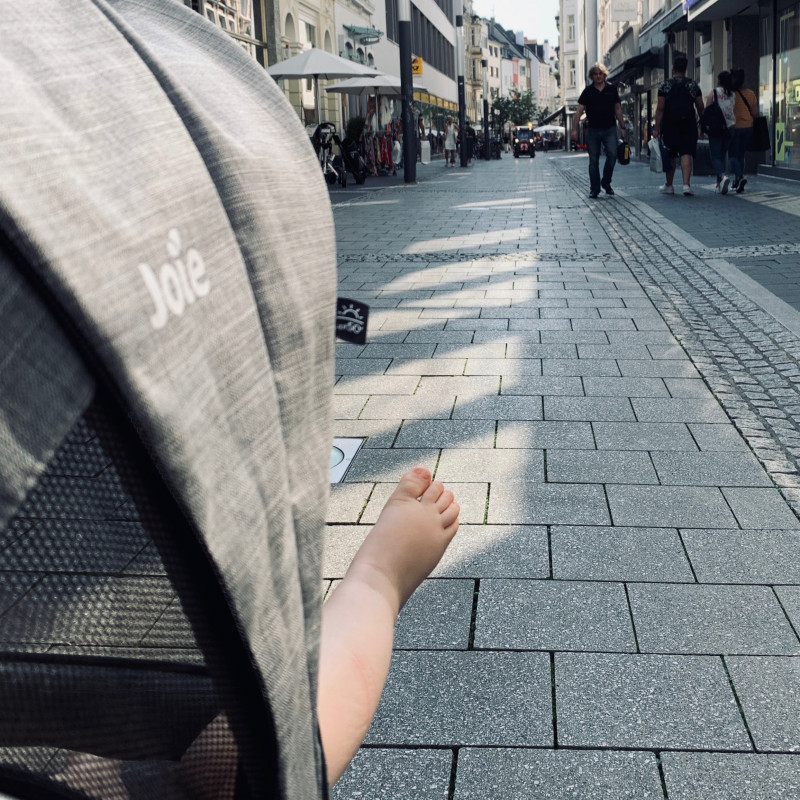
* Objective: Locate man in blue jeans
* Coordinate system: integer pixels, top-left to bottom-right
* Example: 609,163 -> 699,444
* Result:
572,63 -> 625,198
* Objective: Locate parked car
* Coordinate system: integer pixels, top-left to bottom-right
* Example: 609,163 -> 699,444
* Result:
513,128 -> 535,158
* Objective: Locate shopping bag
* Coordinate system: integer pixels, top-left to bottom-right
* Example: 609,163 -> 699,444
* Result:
750,116 -> 770,152
648,138 -> 661,172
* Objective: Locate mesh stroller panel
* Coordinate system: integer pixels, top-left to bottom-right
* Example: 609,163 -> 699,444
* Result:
0,391 -> 279,799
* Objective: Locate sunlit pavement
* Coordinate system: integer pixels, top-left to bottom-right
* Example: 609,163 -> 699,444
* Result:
328,151 -> 800,800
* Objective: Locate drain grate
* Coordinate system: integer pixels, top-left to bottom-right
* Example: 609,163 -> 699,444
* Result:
329,438 -> 364,483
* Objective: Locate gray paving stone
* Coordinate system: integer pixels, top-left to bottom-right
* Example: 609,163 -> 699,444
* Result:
539,330 -> 610,343
572,317 -> 636,330
335,357 -> 392,375
556,653 -> 750,750
723,488 -> 800,529
497,420 -> 596,449
416,376 -> 501,395
648,344 -> 689,359
607,485 -> 738,527
333,394 -> 369,419
544,397 -> 635,421
360,395 -> 455,420
689,423 -> 751,451
489,482 -> 611,525
509,319 -> 574,331
334,748 -> 452,800
394,419 -> 496,448
582,377 -> 669,397
334,375 -> 420,395
651,452 -> 772,487
631,398 -> 730,423
454,748 -> 662,800
428,523 -> 549,578
593,422 -> 697,451
435,448 -> 543,483
445,318 -> 510,330
577,344 -> 652,359
727,656 -> 800,752
552,525 -> 694,582
617,359 -> 701,378
393,579 -> 474,649
366,651 -> 552,746
775,587 -> 800,633
344,449 -> 439,482
433,342 -> 506,358
475,580 -> 635,652
361,343 -> 435,359
323,525 -> 369,577
327,483 -> 374,523
665,378 -> 716,399
661,752 -> 800,799
628,583 -> 800,655
464,358 -> 542,376
542,358 -> 620,377
452,395 -> 543,420
682,529 -> 800,584
332,419 -> 400,448
385,358 -> 466,376
546,449 -> 658,484
506,343 -> 577,359
501,376 -> 584,396
405,330 -> 473,343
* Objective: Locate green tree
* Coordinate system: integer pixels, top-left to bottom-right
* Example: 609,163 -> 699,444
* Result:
492,90 -> 537,131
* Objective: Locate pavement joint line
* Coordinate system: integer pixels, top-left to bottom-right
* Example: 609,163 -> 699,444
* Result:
553,158 -> 800,521
720,655 -> 759,752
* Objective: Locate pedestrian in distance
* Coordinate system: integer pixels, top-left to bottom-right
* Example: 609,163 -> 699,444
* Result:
730,69 -> 758,193
571,62 -> 625,199
654,55 -> 705,196
704,70 -> 737,194
444,116 -> 458,167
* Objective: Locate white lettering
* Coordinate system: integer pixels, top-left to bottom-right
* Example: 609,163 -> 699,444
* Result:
160,262 -> 185,316
138,229 -> 210,329
186,247 -> 210,297
139,262 -> 169,330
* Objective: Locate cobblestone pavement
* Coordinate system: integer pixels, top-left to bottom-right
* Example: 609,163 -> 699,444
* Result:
327,152 -> 800,800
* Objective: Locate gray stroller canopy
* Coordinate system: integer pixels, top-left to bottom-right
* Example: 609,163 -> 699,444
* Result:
0,2 -> 336,798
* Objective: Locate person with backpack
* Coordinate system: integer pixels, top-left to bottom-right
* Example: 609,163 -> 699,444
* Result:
571,62 -> 625,198
653,56 -> 705,196
729,68 -> 758,193
703,70 -> 737,194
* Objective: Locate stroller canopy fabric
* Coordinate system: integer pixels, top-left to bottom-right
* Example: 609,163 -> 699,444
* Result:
0,2 -> 336,798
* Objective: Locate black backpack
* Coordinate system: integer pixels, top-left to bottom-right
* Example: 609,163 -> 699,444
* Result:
664,78 -> 696,122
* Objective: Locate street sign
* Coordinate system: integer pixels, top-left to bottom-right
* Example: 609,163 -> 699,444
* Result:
412,56 -> 423,75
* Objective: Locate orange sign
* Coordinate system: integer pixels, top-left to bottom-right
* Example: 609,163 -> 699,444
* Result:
411,56 -> 423,75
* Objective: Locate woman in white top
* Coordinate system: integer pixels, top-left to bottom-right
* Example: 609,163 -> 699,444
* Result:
705,70 -> 737,193
444,117 -> 458,166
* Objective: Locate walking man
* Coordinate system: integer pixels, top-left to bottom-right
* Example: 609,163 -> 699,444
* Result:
571,63 -> 625,198
653,55 -> 704,196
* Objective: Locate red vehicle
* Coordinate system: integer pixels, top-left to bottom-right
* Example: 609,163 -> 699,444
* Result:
513,127 -> 535,158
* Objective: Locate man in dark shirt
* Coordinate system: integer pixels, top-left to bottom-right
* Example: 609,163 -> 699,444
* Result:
653,55 -> 705,196
572,62 -> 624,198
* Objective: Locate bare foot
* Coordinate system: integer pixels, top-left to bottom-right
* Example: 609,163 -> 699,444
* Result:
345,467 -> 460,614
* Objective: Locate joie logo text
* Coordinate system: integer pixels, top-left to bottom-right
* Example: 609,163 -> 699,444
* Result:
139,229 -> 210,330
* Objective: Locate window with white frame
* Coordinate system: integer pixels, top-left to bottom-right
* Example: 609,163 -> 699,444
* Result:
568,58 -> 576,88
567,14 -> 575,42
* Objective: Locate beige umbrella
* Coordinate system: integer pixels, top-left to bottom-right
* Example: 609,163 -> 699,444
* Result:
267,47 -> 379,123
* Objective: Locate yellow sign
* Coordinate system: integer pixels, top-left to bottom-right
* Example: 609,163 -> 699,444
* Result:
411,56 -> 423,75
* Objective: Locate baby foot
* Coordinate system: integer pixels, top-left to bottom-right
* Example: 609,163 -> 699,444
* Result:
346,467 -> 460,613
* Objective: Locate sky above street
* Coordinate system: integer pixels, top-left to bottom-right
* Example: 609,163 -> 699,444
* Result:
470,0 -> 560,45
